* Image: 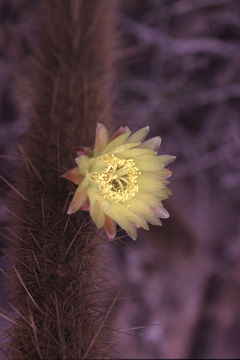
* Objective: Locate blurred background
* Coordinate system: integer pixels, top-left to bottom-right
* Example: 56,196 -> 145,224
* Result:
0,0 -> 240,358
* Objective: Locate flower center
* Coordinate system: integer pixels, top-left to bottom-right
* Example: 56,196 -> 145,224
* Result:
91,154 -> 140,203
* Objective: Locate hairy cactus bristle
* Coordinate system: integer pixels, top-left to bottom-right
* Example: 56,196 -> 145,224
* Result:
5,0 -> 118,359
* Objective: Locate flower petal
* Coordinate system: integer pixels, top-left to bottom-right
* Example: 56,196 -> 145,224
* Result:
106,206 -> 137,240
141,136 -> 161,151
127,198 -> 153,219
134,156 -> 165,172
88,188 -> 105,228
75,155 -> 90,174
76,146 -> 92,157
126,199 -> 163,227
90,200 -> 105,228
119,205 -> 149,230
80,200 -> 90,211
67,186 -> 88,214
113,142 -> 140,154
152,206 -> 170,218
118,148 -> 155,159
110,126 -> 130,141
61,167 -> 83,185
158,155 -> 176,166
103,215 -> 116,240
119,220 -> 137,240
93,123 -> 109,155
102,131 -> 131,154
157,168 -> 172,179
133,191 -> 162,208
138,173 -> 165,192
165,168 -> 172,178
127,126 -> 150,143
146,214 -> 162,226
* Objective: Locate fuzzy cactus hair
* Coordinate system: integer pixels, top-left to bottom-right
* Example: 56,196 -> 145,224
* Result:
3,0 -> 119,359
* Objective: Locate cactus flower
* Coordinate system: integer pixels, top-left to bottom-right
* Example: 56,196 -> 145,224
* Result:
62,123 -> 175,240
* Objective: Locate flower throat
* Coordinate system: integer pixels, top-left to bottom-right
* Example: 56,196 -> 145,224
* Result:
91,154 -> 140,202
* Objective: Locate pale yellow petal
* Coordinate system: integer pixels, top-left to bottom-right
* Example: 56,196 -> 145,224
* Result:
88,188 -> 105,228
138,173 -> 164,192
118,205 -> 149,230
146,214 -> 162,226
113,142 -> 140,154
124,223 -> 137,240
90,200 -> 105,228
140,136 -> 161,151
75,155 -> 90,174
127,198 -> 152,218
134,156 -> 162,172
159,186 -> 172,200
67,186 -> 88,214
106,206 -> 137,240
128,198 -> 163,226
126,126 -> 150,143
158,155 -> 176,166
134,154 -> 175,172
132,191 -> 162,208
157,168 -> 172,179
118,220 -> 137,240
118,148 -> 155,159
93,123 -> 109,155
102,131 -> 131,153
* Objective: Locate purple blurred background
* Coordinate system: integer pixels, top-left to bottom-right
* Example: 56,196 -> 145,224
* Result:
0,0 -> 240,358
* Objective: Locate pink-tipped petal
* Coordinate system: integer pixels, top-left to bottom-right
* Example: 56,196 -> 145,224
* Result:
165,168 -> 172,178
152,206 -> 170,219
110,126 -> 130,141
93,123 -> 109,155
76,146 -> 92,157
80,200 -> 90,211
103,215 -> 117,240
67,186 -> 88,214
61,167 -> 83,185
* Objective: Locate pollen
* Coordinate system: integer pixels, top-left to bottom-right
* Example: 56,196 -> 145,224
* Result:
91,154 -> 140,203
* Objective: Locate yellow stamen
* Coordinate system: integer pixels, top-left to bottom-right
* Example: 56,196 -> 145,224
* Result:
91,154 -> 140,202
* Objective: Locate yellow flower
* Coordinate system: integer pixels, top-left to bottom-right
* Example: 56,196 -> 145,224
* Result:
62,123 -> 175,240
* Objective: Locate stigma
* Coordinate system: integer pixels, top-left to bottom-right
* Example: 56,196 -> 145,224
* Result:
91,154 -> 140,202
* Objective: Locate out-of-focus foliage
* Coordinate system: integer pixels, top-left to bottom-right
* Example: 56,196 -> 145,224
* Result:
111,0 -> 240,358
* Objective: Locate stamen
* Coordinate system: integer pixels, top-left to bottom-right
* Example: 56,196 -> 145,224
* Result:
90,154 -> 140,202
116,178 -> 124,191
119,177 -> 129,186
